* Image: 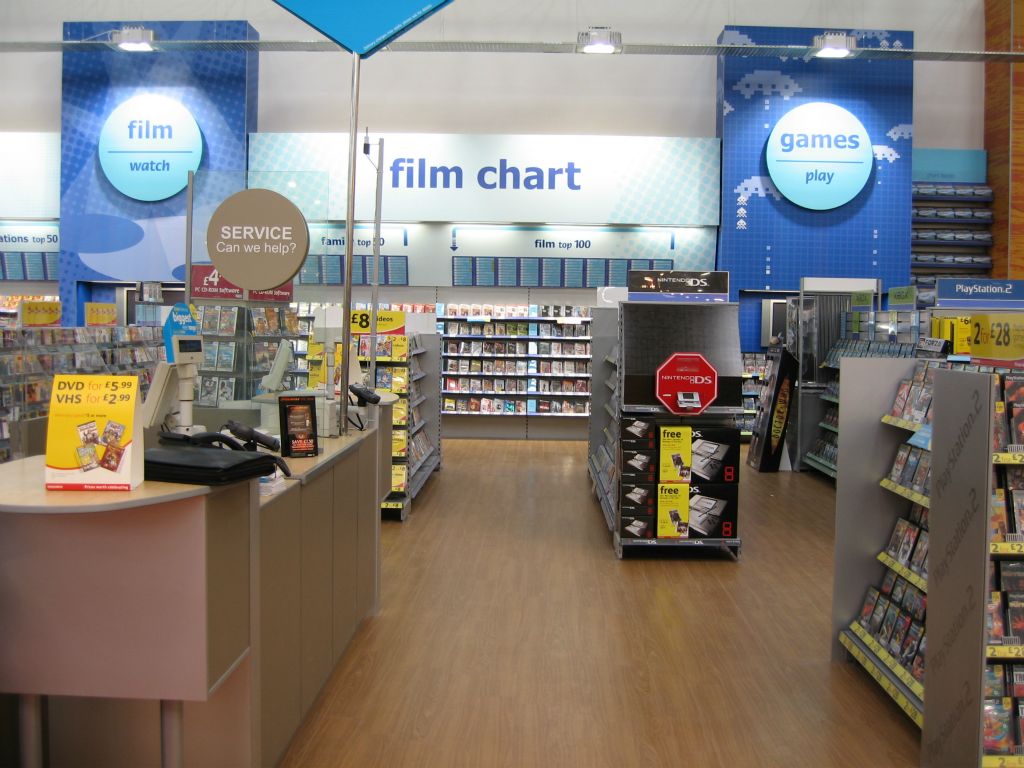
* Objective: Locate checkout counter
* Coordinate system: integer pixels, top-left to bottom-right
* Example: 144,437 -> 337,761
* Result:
0,396 -> 394,767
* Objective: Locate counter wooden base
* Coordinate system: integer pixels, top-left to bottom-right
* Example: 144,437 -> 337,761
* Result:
0,423 -> 387,767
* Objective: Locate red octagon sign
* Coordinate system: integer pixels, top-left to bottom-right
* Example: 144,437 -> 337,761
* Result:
655,353 -> 718,415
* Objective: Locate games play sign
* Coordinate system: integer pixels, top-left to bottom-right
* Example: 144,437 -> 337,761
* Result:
656,353 -> 718,415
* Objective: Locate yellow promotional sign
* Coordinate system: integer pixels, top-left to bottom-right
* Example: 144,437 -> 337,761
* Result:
659,426 -> 692,483
656,483 -> 689,539
969,314 -> 1024,361
953,315 -> 973,355
306,340 -> 326,389
350,309 -> 406,335
20,300 -> 61,327
84,302 -> 118,327
44,374 -> 142,490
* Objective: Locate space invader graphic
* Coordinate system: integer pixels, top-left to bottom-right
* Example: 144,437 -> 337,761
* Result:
873,145 -> 900,163
887,124 -> 912,141
733,176 -> 781,201
732,70 -> 803,101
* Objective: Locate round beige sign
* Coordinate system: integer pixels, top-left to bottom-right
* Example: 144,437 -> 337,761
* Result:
206,189 -> 310,291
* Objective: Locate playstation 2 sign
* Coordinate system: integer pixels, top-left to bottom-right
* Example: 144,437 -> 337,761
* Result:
98,94 -> 203,202
765,102 -> 873,211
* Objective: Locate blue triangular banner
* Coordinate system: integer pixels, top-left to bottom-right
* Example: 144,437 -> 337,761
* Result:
272,0 -> 455,56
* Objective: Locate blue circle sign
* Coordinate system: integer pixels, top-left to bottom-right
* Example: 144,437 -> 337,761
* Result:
98,94 -> 203,202
765,102 -> 873,211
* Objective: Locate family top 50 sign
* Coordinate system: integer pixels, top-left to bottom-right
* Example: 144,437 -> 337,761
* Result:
765,102 -> 873,211
98,93 -> 204,202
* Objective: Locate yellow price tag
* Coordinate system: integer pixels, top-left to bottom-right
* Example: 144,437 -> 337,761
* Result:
967,314 -> 1024,360
350,309 -> 406,335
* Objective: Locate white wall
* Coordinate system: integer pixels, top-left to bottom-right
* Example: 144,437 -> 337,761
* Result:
0,0 -> 987,147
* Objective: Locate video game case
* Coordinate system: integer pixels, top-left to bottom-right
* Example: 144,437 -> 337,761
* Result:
908,530 -> 929,575
985,664 -> 1007,698
880,570 -> 897,596
1013,490 -> 1024,536
989,596 -> 1006,642
899,447 -> 923,489
1011,665 -> 1024,697
902,584 -> 927,623
886,519 -> 910,559
1012,403 -> 1024,448
993,491 -> 1010,543
889,379 -> 912,418
1002,561 -> 1024,593
910,634 -> 926,682
911,453 -> 931,496
890,576 -> 909,606
868,595 -> 891,634
899,622 -> 924,668
888,612 -> 913,656
895,521 -> 920,565
620,418 -> 657,446
1006,592 -> 1024,640
994,374 -> 1011,452
890,445 -> 912,484
1006,374 -> 1024,409
983,698 -> 1013,755
910,384 -> 933,423
901,383 -> 923,421
858,587 -> 881,628
877,602 -> 901,644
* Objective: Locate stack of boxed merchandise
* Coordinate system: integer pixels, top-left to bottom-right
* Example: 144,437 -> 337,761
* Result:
618,418 -> 740,541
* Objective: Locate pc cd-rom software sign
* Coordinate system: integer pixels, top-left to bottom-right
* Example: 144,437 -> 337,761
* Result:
765,102 -> 873,211
206,189 -> 310,291
98,94 -> 203,202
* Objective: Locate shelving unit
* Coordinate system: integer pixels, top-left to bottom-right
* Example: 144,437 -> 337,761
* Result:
586,307 -> 619,532
438,304 -> 592,440
831,356 -> 930,732
802,310 -> 921,480
0,326 -> 164,463
590,301 -> 744,558
195,304 -> 313,406
923,368 -> 1024,766
911,183 -> 993,296
738,353 -> 768,440
373,332 -> 441,521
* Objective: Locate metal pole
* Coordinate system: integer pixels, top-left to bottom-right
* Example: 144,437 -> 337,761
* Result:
160,699 -> 184,768
339,52 -> 362,435
369,137 -> 384,394
19,694 -> 42,768
184,171 -> 194,305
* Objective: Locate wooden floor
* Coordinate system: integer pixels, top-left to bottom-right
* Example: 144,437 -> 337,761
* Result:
280,440 -> 920,768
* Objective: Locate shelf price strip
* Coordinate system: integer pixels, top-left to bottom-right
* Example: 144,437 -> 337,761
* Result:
988,644 -> 1024,660
879,478 -> 930,508
876,552 -> 927,592
849,621 -> 925,699
839,631 -> 924,727
992,542 -> 1024,556
994,453 -> 1024,465
981,756 -> 1024,767
881,414 -> 924,433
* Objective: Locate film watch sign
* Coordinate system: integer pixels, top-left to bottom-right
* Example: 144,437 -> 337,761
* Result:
98,94 -> 203,202
766,102 -> 873,211
206,189 -> 310,291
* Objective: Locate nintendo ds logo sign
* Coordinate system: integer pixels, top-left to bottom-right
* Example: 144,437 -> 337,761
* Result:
765,102 -> 873,211
98,94 -> 203,202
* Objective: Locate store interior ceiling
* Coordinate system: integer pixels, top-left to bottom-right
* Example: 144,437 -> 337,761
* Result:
1,39 -> 1022,61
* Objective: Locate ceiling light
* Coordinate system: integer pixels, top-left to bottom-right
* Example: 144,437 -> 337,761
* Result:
110,26 -> 156,52
577,26 -> 622,55
813,32 -> 856,59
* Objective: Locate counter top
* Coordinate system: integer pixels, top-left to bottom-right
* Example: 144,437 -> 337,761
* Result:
276,428 -> 376,487
0,454 -> 210,515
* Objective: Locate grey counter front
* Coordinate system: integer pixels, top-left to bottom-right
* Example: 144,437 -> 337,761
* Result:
0,421 -> 387,767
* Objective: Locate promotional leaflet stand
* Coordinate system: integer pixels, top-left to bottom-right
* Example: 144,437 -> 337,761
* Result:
596,300 -> 745,559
